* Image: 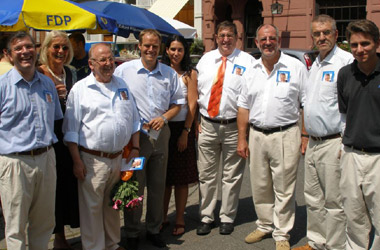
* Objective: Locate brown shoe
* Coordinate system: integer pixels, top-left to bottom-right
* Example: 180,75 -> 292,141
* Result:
292,243 -> 316,250
244,229 -> 270,244
276,240 -> 290,250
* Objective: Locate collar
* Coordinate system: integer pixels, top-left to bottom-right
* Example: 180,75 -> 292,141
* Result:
11,67 -> 40,86
316,45 -> 338,66
86,73 -> 118,88
136,58 -> 163,75
214,48 -> 238,63
352,54 -> 380,76
254,51 -> 287,69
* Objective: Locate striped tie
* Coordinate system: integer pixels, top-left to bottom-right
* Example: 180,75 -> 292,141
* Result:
207,56 -> 227,118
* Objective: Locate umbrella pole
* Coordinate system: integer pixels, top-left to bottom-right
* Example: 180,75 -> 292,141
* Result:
113,35 -> 118,56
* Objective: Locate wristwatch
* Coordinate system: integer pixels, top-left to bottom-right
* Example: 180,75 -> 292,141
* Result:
183,127 -> 191,133
160,115 -> 168,125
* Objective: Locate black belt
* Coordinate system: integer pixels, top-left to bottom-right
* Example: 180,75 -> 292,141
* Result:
310,133 -> 341,141
251,122 -> 297,134
348,145 -> 380,153
79,146 -> 122,159
202,115 -> 237,125
13,146 -> 52,156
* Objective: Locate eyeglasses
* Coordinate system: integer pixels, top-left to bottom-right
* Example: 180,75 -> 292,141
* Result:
217,34 -> 235,40
12,44 -> 35,53
52,45 -> 69,51
312,30 -> 333,38
258,36 -> 277,43
91,57 -> 115,65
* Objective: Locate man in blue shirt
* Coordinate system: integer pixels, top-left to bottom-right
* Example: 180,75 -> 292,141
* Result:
115,29 -> 184,250
0,31 -> 63,250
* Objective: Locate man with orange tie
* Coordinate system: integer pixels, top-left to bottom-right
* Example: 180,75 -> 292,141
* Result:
196,21 -> 255,236
237,24 -> 307,250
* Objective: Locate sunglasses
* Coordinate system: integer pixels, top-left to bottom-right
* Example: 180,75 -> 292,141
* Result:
52,44 -> 69,51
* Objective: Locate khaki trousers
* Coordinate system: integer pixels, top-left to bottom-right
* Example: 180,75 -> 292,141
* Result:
124,125 -> 170,237
0,148 -> 56,250
340,146 -> 380,250
78,152 -> 122,250
249,125 -> 300,241
304,137 -> 346,250
197,118 -> 245,223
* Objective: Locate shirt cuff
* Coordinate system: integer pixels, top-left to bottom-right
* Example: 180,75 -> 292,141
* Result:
63,132 -> 79,145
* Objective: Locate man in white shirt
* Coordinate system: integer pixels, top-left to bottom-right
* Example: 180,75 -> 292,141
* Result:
63,43 -> 140,250
114,29 -> 184,250
196,21 -> 255,236
293,15 -> 353,250
237,24 -> 307,250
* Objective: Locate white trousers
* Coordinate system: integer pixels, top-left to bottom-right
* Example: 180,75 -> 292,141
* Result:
78,152 -> 122,250
249,125 -> 300,241
340,146 -> 380,250
197,118 -> 245,223
0,149 -> 56,250
304,137 -> 346,250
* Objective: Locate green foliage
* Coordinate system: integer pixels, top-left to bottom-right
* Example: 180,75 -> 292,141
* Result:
337,42 -> 351,52
190,38 -> 205,55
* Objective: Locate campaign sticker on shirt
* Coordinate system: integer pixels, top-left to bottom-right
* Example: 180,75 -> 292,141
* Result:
43,90 -> 53,103
322,71 -> 334,82
232,64 -> 246,76
277,71 -> 290,83
118,88 -> 129,100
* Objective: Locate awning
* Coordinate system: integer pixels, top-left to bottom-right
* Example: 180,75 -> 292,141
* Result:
149,0 -> 189,19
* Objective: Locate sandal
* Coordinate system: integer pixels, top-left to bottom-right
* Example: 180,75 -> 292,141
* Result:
172,224 -> 185,236
160,221 -> 170,232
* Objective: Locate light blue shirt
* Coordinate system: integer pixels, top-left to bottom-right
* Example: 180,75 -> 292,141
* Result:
63,73 -> 141,152
0,68 -> 63,154
114,59 -> 185,122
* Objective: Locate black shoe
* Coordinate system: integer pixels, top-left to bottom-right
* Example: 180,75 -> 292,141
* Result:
219,222 -> 234,235
146,233 -> 167,248
126,237 -> 139,250
196,222 -> 214,235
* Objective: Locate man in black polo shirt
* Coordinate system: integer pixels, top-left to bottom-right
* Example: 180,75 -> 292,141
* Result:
337,19 -> 380,250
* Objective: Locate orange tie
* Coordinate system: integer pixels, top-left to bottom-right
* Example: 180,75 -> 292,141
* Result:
207,56 -> 227,118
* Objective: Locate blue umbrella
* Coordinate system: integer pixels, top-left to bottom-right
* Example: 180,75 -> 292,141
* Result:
79,1 -> 181,38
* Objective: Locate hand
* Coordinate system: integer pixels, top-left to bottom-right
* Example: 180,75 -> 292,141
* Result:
177,132 -> 188,152
149,116 -> 165,131
237,139 -> 249,159
73,159 -> 87,181
126,148 -> 139,163
301,136 -> 309,155
55,84 -> 67,100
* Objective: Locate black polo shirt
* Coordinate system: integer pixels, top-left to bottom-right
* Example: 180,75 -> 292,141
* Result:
337,56 -> 380,150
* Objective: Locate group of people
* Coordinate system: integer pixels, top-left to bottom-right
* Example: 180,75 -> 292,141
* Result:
0,14 -> 379,250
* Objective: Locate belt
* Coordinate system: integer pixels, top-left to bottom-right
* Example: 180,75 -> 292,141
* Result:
251,122 -> 297,134
310,133 -> 341,141
13,146 -> 52,156
79,146 -> 122,159
348,145 -> 380,153
202,115 -> 237,125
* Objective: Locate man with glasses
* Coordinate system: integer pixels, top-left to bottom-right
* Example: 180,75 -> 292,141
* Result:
0,31 -> 63,250
63,43 -> 140,250
115,29 -> 183,250
237,24 -> 307,250
196,21 -> 255,236
293,15 -> 353,250
337,19 -> 380,250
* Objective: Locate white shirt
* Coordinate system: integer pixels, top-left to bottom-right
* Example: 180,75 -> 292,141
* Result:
114,59 -> 185,122
63,73 -> 140,152
171,74 -> 188,121
238,52 -> 307,128
197,48 -> 256,119
303,45 -> 354,136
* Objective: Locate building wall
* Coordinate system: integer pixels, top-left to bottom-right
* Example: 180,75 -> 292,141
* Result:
202,0 -> 380,53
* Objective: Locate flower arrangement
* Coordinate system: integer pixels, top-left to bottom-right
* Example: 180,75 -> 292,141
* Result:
110,143 -> 144,210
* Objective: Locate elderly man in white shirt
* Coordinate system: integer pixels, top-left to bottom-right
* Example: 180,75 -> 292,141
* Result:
294,15 -> 353,250
196,21 -> 256,236
114,29 -> 184,250
237,24 -> 307,250
63,43 -> 140,250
